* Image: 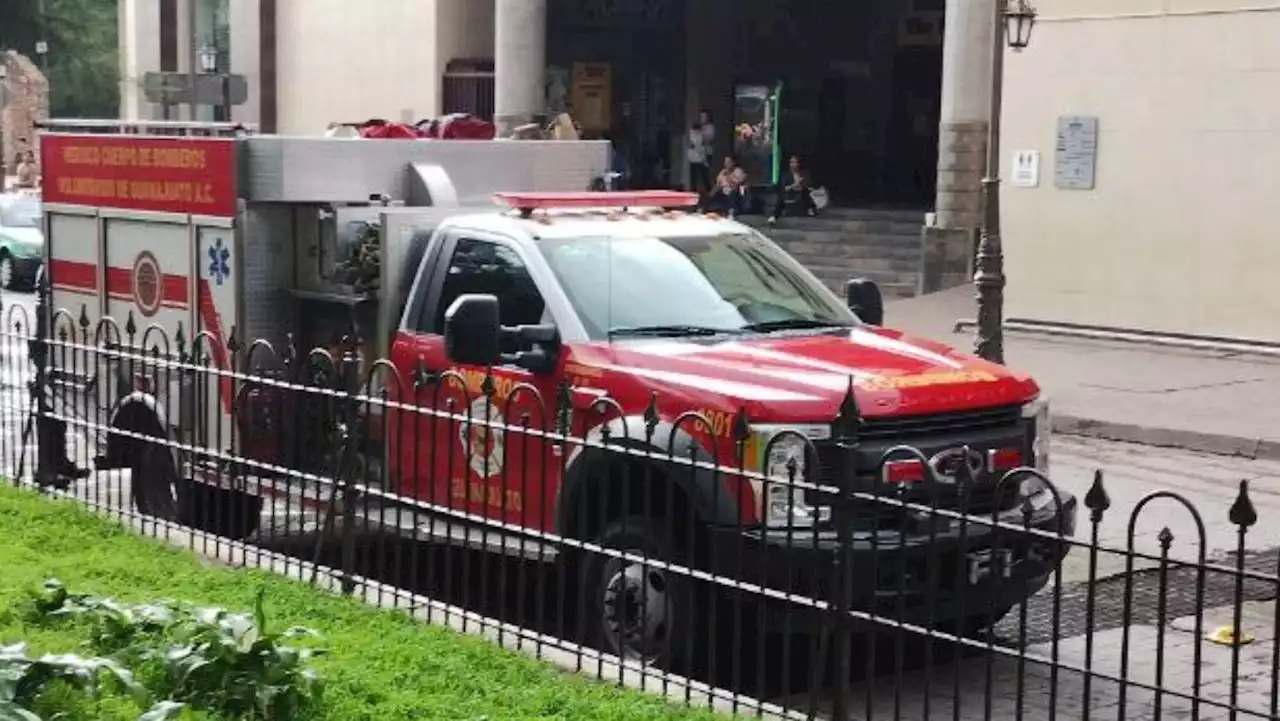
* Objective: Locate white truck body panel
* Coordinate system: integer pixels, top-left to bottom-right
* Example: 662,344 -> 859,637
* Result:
40,127 -> 609,468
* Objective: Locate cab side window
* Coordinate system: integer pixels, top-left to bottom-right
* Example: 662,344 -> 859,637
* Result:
432,237 -> 548,338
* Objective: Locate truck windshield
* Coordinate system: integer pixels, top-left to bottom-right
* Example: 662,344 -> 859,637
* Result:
0,197 -> 40,228
538,231 -> 858,340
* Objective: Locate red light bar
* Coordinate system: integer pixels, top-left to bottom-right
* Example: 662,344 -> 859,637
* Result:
494,191 -> 700,212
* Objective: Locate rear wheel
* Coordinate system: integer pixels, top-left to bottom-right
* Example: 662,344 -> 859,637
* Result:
130,434 -> 180,520
177,480 -> 264,541
129,429 -> 263,539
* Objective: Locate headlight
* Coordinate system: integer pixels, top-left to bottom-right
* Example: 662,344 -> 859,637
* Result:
1021,397 -> 1051,475
744,424 -> 830,527
1019,397 -> 1053,513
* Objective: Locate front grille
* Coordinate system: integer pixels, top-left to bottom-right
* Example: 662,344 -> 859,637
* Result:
810,405 -> 1027,531
856,404 -> 1023,442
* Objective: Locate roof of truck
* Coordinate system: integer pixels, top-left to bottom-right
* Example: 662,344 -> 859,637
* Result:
442,207 -> 750,241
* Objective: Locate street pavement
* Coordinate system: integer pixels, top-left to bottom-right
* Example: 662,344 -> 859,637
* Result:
888,288 -> 1280,460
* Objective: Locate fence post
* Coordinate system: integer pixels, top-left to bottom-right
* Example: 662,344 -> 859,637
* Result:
32,270 -> 56,488
337,338 -> 362,596
828,382 -> 861,719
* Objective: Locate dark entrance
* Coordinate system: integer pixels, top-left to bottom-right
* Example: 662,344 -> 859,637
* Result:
547,0 -> 685,189
725,0 -> 943,208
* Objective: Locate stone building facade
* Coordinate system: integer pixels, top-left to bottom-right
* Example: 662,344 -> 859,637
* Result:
0,51 -> 50,178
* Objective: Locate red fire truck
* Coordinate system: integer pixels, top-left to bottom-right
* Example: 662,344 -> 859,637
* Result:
36,120 -> 1074,668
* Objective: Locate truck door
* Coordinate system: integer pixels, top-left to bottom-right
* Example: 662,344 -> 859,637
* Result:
389,228 -> 565,532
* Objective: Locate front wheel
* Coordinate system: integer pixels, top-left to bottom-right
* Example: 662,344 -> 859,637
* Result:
584,516 -> 701,671
938,603 -> 1016,641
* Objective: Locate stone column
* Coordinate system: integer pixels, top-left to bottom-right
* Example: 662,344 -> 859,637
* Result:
935,0 -> 995,230
494,0 -> 546,138
920,0 -> 995,294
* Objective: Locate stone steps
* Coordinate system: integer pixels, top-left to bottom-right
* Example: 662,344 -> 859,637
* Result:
739,209 -> 925,299
740,216 -> 922,237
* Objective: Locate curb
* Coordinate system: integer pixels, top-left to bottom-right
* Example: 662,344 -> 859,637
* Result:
1053,415 -> 1280,462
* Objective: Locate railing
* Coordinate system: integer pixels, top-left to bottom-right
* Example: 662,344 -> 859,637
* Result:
3,298 -> 1278,720
37,118 -> 254,137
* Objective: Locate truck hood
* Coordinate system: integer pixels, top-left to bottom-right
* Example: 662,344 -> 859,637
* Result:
575,327 -> 1039,420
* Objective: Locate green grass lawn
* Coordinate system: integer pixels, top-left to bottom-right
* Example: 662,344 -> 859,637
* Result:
0,484 -> 729,720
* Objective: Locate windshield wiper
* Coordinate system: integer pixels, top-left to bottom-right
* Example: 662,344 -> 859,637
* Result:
609,325 -> 743,339
741,319 -> 852,333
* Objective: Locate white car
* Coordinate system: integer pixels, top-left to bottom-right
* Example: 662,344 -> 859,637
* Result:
0,190 -> 43,290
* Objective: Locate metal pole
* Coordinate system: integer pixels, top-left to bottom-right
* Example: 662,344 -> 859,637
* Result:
187,0 -> 199,121
974,0 -> 1007,363
37,0 -> 49,71
222,72 -> 231,123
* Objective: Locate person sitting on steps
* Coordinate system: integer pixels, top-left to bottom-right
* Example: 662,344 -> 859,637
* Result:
703,154 -> 748,217
768,154 -> 818,225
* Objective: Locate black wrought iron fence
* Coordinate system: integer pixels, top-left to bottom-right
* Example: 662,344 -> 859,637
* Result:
1,300 -> 1278,721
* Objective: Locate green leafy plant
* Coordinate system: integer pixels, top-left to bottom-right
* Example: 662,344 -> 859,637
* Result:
0,642 -> 141,720
32,580 -> 179,656
30,581 -> 325,720
159,590 -> 325,719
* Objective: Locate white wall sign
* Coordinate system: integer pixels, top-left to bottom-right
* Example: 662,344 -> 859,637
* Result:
1011,150 -> 1040,188
1054,116 -> 1099,190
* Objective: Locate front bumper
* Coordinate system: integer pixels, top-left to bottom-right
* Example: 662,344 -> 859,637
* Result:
706,490 -> 1078,634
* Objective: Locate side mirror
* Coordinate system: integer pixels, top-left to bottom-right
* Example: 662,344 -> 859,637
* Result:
845,278 -> 884,326
444,294 -> 501,367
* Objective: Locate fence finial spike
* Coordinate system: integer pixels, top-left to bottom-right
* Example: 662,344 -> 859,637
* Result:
1084,469 -> 1110,520
643,391 -> 660,436
732,407 -> 751,445
835,376 -> 860,436
1229,479 -> 1258,528
554,380 -> 573,438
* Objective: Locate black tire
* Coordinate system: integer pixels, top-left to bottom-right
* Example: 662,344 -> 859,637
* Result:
177,480 -> 265,541
129,430 -> 263,539
940,604 -> 1016,640
584,516 -> 701,671
130,435 -> 180,520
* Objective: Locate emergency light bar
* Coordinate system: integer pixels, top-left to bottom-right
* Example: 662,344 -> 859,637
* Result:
494,191 -> 699,217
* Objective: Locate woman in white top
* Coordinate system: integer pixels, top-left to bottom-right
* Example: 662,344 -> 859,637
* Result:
699,109 -> 715,148
687,122 -> 710,194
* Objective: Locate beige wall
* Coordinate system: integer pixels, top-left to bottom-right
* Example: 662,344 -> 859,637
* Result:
1002,0 -> 1280,342
276,0 -> 443,134
436,0 -> 495,72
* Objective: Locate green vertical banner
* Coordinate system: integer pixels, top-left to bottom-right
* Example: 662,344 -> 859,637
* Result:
769,81 -> 784,186
732,84 -> 774,190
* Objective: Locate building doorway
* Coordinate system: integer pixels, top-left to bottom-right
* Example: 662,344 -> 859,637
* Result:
713,0 -> 943,209
547,0 -> 684,189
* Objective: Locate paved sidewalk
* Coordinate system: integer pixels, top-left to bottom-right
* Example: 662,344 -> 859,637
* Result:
786,600 -> 1279,720
888,289 -> 1280,460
